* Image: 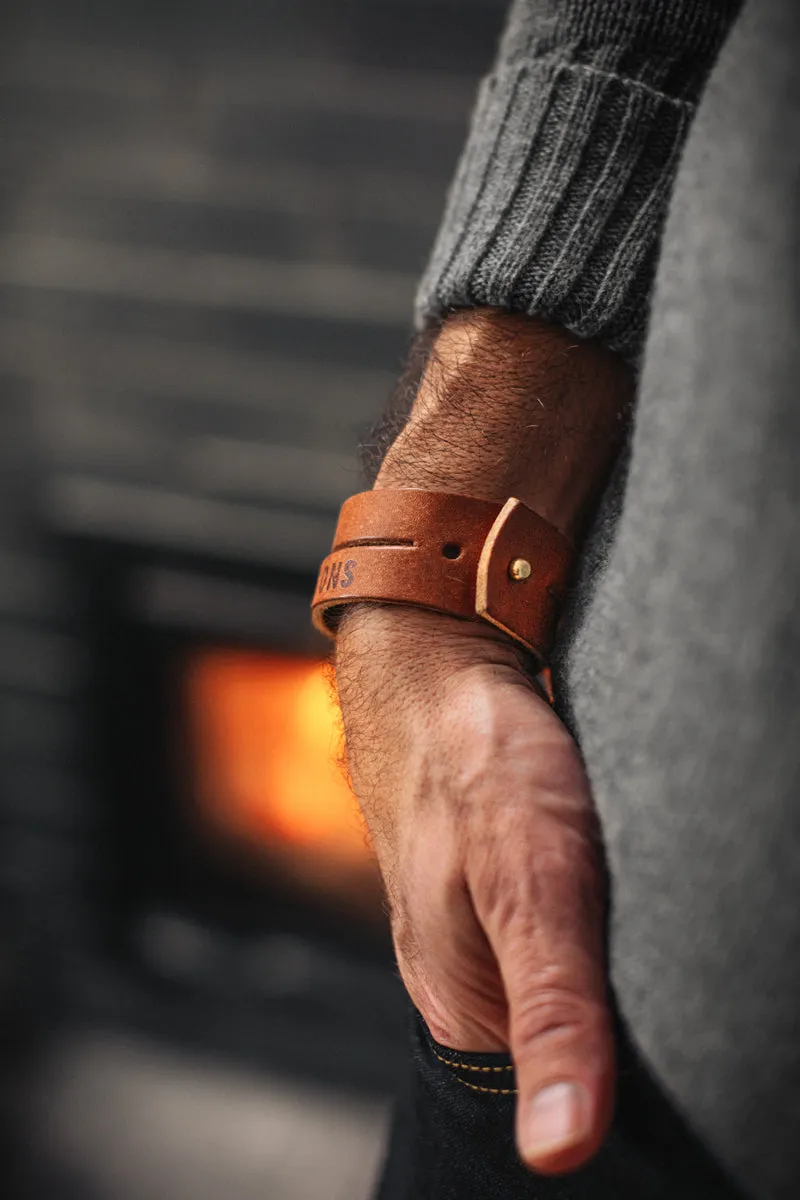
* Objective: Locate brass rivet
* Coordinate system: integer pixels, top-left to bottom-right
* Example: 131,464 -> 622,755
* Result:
509,557 -> 532,581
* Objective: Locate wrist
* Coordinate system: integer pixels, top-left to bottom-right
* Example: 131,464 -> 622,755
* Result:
336,603 -> 530,689
376,309 -> 632,543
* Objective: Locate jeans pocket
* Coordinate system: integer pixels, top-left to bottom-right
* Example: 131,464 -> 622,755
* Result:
380,1010 -> 546,1199
424,1030 -> 517,1099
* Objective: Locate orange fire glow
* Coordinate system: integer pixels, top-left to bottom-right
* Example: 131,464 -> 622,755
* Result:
185,650 -> 369,868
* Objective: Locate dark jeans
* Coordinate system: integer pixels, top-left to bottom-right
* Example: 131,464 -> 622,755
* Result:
377,1007 -> 746,1200
376,1 -> 800,1196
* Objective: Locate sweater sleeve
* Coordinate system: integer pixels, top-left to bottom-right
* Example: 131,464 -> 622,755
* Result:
415,0 -> 742,362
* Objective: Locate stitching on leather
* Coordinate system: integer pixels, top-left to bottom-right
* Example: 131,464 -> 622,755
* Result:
432,1049 -> 514,1074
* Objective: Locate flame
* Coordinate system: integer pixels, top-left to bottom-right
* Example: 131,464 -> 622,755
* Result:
185,650 -> 368,865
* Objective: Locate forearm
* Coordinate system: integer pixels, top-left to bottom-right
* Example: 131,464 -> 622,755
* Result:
336,323 -> 624,1178
329,6 -> 742,1175
376,309 -> 633,544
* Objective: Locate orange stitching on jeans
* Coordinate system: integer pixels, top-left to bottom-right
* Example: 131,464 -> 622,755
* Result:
432,1049 -> 515,1074
455,1077 -> 518,1096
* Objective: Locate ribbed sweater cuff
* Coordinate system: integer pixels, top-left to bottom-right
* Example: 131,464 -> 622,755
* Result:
415,55 -> 697,363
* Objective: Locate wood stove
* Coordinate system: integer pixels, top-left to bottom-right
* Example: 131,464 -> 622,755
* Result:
0,0 -> 504,1119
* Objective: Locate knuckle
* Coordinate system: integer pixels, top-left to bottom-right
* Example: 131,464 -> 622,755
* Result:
416,1001 -> 461,1048
394,960 -> 461,1048
511,977 -> 608,1054
529,842 -> 603,896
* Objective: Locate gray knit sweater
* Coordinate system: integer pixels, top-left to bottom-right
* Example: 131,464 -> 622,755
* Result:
416,0 -> 742,362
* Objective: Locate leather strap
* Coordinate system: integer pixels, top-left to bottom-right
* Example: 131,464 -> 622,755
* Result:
311,491 -> 573,663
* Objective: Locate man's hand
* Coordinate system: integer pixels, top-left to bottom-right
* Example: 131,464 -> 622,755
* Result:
334,310 -> 632,1174
337,606 -> 613,1174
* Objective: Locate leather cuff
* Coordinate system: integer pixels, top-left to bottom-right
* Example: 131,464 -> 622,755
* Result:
311,491 -> 573,663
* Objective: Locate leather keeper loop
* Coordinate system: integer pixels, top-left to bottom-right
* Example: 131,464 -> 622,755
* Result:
311,491 -> 573,663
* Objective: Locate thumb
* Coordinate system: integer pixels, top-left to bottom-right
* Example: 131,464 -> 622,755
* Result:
476,832 -> 615,1175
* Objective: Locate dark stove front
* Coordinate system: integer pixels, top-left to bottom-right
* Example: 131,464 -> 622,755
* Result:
66,539 -> 405,1095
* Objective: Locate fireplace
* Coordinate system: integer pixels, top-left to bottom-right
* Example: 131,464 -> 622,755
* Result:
64,542 -> 405,1093
0,0 -> 503,1134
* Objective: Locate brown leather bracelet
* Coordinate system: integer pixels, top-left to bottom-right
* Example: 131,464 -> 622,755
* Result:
311,490 -> 573,663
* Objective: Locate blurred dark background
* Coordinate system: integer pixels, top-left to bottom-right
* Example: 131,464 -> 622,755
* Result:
0,1 -> 505,1196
